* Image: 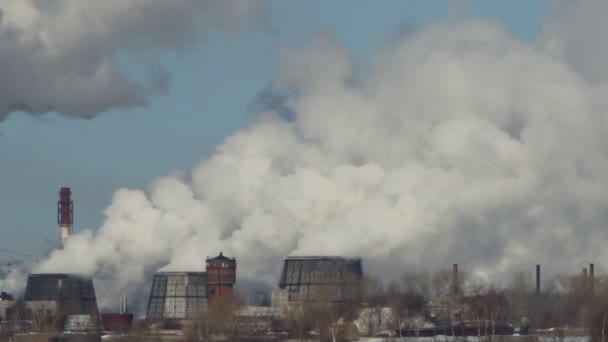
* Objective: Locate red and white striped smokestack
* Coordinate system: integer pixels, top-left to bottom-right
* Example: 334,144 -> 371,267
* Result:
57,187 -> 73,246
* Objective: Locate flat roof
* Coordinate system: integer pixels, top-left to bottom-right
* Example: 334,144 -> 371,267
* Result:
153,271 -> 206,275
284,256 -> 361,261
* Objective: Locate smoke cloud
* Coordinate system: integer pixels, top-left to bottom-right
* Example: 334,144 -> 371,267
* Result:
0,0 -> 262,121
4,2 -> 608,310
539,0 -> 608,83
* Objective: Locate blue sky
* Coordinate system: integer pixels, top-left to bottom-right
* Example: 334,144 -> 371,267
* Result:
0,0 -> 549,260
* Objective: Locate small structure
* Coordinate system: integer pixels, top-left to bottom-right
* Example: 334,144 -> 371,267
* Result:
0,292 -> 15,321
270,288 -> 289,316
101,294 -> 133,332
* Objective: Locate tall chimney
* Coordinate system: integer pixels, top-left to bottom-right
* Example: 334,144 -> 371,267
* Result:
57,187 -> 73,247
583,267 -> 588,295
120,293 -> 128,314
453,264 -> 459,296
590,263 -> 595,295
536,264 -> 541,294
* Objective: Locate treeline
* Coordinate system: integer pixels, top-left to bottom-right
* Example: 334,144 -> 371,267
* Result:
362,268 -> 608,340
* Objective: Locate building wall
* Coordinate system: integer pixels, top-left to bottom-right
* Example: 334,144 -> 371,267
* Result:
271,289 -> 289,316
0,300 -> 15,320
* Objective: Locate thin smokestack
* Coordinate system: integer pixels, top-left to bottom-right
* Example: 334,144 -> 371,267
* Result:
583,267 -> 588,296
58,187 -> 73,247
590,263 -> 595,295
453,263 -> 459,296
536,264 -> 540,294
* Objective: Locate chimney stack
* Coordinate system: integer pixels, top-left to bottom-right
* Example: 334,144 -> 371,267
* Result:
120,293 -> 128,314
57,187 -> 73,247
536,264 -> 541,294
583,267 -> 588,295
590,263 -> 595,295
453,264 -> 459,296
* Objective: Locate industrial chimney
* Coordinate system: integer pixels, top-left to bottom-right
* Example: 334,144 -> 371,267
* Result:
452,264 -> 459,296
58,187 -> 73,246
120,293 -> 128,314
590,263 -> 595,295
535,264 -> 541,295
583,267 -> 588,296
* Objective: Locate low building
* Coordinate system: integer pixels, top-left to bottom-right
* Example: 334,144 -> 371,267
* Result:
271,288 -> 289,316
0,291 -> 15,321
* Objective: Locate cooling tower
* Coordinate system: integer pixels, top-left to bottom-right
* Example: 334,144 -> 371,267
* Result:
23,273 -> 98,327
278,256 -> 363,303
146,272 -> 207,320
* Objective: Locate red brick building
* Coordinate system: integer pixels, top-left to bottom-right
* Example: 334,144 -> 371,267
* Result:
206,252 -> 237,309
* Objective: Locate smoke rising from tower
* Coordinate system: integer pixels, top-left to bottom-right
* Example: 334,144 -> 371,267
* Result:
2,3 -> 608,310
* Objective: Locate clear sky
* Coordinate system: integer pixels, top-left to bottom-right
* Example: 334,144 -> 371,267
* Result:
0,0 -> 549,260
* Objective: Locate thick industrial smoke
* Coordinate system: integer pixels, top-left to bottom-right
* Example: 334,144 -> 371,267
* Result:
5,2 -> 608,310
0,0 -> 262,121
539,0 -> 608,83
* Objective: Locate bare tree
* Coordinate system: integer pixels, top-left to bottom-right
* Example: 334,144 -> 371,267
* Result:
386,279 -> 426,338
188,293 -> 245,341
432,269 -> 454,297
361,275 -> 388,336
466,287 -> 509,339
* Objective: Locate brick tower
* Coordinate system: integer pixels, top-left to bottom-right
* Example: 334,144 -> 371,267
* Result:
206,252 -> 236,309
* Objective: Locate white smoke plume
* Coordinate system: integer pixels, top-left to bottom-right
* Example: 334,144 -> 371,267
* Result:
539,0 -> 608,83
0,0 -> 262,120
5,2 -> 608,311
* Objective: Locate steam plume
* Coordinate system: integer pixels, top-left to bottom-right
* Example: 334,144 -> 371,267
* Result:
5,3 -> 608,310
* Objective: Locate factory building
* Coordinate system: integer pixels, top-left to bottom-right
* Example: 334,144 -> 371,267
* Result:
101,294 -> 133,332
277,256 -> 363,304
16,273 -> 99,330
0,292 -> 15,321
146,272 -> 208,320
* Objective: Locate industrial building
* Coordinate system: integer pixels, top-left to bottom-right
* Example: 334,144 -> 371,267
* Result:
276,256 -> 364,304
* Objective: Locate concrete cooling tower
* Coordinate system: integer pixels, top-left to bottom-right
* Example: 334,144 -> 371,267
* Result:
22,273 -> 99,328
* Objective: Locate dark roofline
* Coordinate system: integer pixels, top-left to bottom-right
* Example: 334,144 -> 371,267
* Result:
206,251 -> 236,261
27,273 -> 91,279
154,271 -> 206,276
284,256 -> 362,261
